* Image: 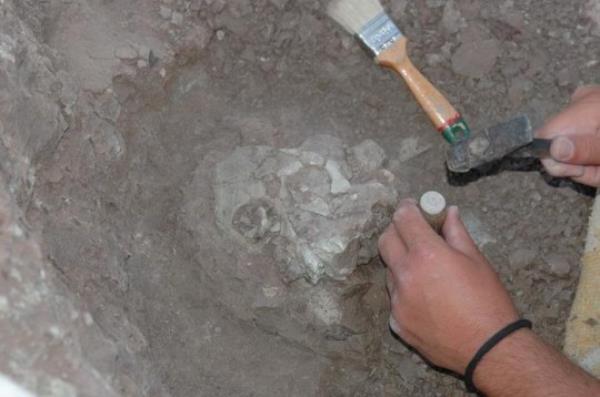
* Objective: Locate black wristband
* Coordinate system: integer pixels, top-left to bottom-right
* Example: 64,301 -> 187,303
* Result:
464,319 -> 533,394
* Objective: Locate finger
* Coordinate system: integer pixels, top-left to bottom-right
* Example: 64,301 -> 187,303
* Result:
378,225 -> 407,269
571,85 -> 600,102
549,135 -> 600,165
392,201 -> 443,250
541,158 -> 586,177
536,100 -> 600,140
441,206 -> 484,261
572,166 -> 600,187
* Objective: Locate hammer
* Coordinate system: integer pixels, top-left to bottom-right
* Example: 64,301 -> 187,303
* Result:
446,115 -> 552,173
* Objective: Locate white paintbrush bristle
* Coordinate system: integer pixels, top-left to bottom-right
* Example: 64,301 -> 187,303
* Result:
327,0 -> 385,34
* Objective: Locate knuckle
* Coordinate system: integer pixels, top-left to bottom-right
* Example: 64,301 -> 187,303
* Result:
579,139 -> 595,162
411,243 -> 435,262
389,257 -> 407,272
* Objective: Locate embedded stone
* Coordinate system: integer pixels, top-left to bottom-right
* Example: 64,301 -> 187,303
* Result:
348,139 -> 387,178
213,136 -> 397,284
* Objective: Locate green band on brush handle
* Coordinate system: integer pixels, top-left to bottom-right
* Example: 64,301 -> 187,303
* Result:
440,117 -> 471,145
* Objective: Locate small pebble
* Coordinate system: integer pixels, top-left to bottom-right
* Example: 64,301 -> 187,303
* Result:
137,45 -> 151,60
451,39 -> 500,78
114,45 -> 137,60
509,248 -> 538,270
341,36 -> 353,50
0,296 -> 8,313
556,66 -> 579,87
171,11 -> 184,25
426,53 -> 443,66
442,0 -> 465,34
530,191 -> 542,203
159,6 -> 172,19
83,312 -> 94,326
545,254 -> 572,277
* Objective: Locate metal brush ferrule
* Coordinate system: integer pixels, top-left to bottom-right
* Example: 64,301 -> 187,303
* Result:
357,12 -> 403,56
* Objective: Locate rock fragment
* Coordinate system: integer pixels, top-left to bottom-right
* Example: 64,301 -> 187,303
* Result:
115,45 -> 138,60
556,66 -> 579,87
159,6 -> 172,20
508,247 -> 538,270
396,137 -> 431,163
326,160 -> 351,194
442,0 -> 466,34
171,11 -> 184,25
137,45 -> 151,60
545,254 -> 572,277
348,139 -> 386,178
462,211 -> 496,248
452,39 -> 500,78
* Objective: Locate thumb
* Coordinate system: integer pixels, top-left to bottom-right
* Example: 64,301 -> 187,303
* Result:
442,206 -> 484,262
571,84 -> 600,102
550,134 -> 600,165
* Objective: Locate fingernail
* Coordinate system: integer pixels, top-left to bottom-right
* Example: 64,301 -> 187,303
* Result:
551,137 -> 574,161
542,158 -> 565,173
543,158 -> 560,169
542,158 -> 566,176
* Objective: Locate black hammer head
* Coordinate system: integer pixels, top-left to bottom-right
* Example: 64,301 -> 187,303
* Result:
446,115 -> 535,173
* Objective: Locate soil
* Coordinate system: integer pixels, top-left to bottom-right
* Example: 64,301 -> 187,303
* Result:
3,0 -> 600,396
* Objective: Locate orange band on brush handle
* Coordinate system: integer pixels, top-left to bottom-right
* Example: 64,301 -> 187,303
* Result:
376,37 -> 471,144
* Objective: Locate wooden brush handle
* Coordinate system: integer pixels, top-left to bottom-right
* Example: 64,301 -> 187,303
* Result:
377,37 -> 470,144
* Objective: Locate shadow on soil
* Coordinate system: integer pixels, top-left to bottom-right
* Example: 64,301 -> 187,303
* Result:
447,157 -> 596,198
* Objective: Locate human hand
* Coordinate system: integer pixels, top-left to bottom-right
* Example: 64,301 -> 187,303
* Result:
537,85 -> 600,186
378,200 -> 518,374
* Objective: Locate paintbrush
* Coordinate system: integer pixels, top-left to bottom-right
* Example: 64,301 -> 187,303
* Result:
328,0 -> 471,145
